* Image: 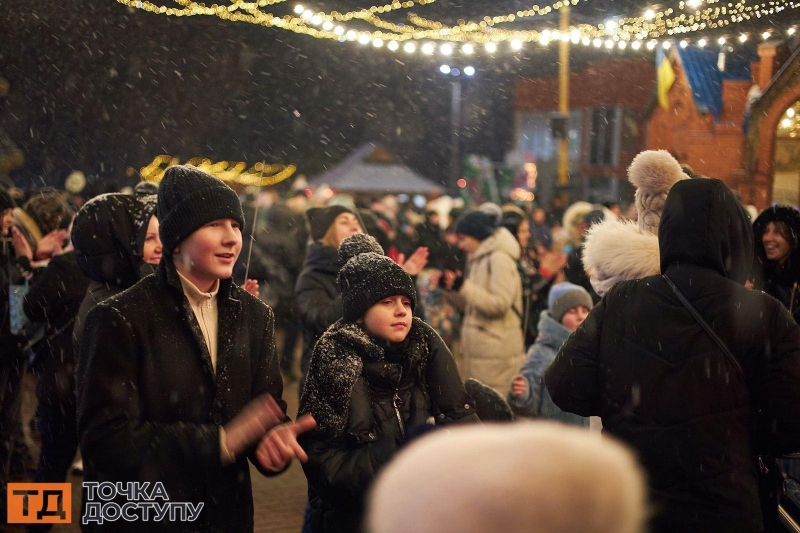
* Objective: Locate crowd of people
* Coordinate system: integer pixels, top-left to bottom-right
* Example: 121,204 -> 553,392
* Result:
0,148 -> 799,532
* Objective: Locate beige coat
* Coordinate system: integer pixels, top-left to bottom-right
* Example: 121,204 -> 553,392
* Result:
457,227 -> 524,395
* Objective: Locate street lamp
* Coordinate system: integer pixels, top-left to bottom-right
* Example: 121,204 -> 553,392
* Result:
439,65 -> 476,189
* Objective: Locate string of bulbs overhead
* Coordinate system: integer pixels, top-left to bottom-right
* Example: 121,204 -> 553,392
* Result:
115,0 -> 799,55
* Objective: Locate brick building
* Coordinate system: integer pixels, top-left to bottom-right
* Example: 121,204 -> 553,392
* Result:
515,44 -> 800,208
514,59 -> 655,204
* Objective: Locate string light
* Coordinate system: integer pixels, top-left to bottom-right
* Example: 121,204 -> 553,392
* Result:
113,0 -> 800,56
140,156 -> 296,186
739,33 -> 748,42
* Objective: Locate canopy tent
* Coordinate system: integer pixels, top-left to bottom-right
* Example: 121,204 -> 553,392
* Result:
308,143 -> 442,194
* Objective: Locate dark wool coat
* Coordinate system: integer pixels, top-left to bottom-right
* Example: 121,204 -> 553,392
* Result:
23,251 -> 89,406
298,318 -> 479,533
0,239 -> 27,366
546,179 -> 800,533
751,205 -> 800,324
77,258 -> 287,533
295,243 -> 343,376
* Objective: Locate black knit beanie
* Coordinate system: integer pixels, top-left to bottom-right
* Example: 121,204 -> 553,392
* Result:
456,210 -> 496,242
337,233 -> 417,322
157,165 -> 245,255
307,205 -> 354,242
0,188 -> 14,212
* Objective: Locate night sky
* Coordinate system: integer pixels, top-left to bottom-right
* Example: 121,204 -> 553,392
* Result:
1,0 -> 795,190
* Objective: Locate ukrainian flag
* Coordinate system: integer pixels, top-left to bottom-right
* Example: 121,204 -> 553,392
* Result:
657,47 -> 675,109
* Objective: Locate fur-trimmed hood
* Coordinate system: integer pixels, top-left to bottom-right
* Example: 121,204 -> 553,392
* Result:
299,317 -> 433,440
582,220 -> 660,296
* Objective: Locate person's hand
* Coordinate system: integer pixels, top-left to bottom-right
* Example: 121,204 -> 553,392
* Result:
511,374 -> 528,397
223,394 -> 286,459
10,226 -> 33,261
443,269 -> 463,291
397,247 -> 429,276
256,414 -> 317,471
744,280 -> 754,290
539,250 -> 568,275
428,269 -> 443,289
35,229 -> 68,260
243,279 -> 259,297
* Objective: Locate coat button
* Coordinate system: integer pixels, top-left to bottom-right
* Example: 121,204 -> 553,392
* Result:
212,413 -> 222,425
465,404 -> 470,409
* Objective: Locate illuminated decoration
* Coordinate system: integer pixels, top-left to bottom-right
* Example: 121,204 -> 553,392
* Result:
777,102 -> 800,138
114,0 -> 800,55
138,155 -> 296,186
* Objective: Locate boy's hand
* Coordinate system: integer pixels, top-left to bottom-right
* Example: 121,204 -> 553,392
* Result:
511,374 -> 528,397
256,414 -> 317,471
223,393 -> 285,459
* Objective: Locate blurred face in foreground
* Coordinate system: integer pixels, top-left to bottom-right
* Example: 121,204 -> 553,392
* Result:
456,234 -> 481,254
1,208 -> 13,236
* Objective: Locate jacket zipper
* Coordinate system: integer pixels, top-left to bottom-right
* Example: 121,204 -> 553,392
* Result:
392,389 -> 406,438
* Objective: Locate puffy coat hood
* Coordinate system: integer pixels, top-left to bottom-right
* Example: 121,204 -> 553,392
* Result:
658,179 -> 752,284
535,311 -> 573,351
72,193 -> 157,288
470,227 -> 521,262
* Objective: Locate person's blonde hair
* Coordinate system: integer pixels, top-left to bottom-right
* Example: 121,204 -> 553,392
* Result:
319,222 -> 342,248
367,422 -> 648,533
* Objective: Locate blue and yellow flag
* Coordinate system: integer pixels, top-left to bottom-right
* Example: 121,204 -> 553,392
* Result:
656,47 -> 676,109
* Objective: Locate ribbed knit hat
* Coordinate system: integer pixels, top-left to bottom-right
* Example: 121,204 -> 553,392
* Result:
548,282 -> 593,322
307,205 -> 354,242
628,150 -> 689,235
157,165 -> 244,255
337,233 -> 417,322
456,210 -> 497,242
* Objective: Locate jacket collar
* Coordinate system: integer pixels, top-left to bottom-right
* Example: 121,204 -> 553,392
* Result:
156,257 -> 240,388
535,311 -> 572,349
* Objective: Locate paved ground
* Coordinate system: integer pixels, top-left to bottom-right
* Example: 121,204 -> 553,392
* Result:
12,336 -> 309,533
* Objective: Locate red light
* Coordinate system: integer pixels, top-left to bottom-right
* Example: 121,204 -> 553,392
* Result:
457,179 -> 467,188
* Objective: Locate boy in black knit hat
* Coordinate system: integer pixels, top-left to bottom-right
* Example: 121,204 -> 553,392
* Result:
297,233 -> 479,533
77,165 -> 315,532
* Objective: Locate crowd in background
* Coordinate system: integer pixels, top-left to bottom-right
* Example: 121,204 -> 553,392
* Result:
0,148 -> 799,532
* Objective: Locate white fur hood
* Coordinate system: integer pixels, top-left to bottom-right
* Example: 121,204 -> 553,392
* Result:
581,219 -> 660,296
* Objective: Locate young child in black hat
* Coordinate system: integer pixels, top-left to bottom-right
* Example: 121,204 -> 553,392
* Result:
77,165 -> 315,532
297,233 -> 478,533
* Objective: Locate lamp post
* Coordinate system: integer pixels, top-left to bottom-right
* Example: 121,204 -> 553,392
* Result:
440,65 -> 475,190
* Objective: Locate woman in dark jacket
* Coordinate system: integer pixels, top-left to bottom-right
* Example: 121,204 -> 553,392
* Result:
71,192 -> 158,355
294,205 -> 362,381
546,179 -> 800,533
751,205 -> 800,323
298,234 -> 478,532
23,245 -> 89,504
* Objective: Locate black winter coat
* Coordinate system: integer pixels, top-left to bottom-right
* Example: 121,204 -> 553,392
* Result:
77,258 -> 287,532
295,243 -> 343,375
23,251 -> 89,406
298,318 -> 479,533
546,179 -> 800,533
0,238 -> 28,366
